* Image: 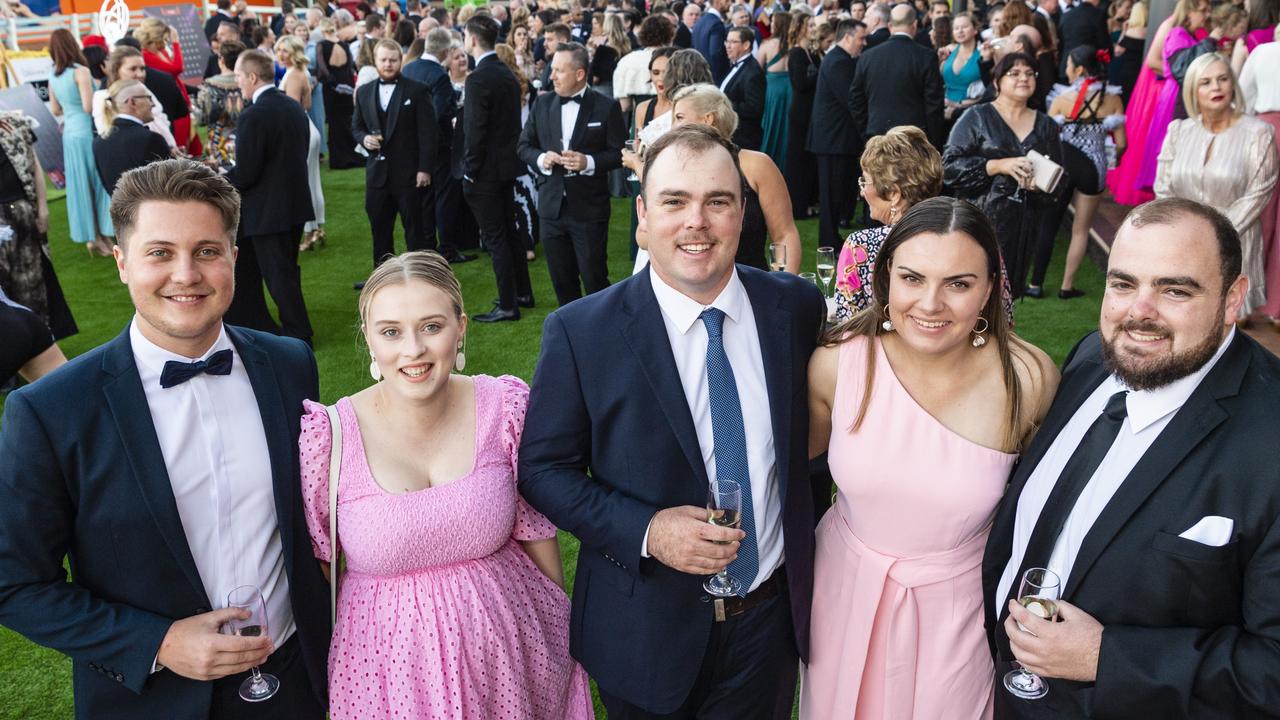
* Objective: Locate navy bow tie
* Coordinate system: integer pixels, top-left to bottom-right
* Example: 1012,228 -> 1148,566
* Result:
559,94 -> 582,105
160,349 -> 233,389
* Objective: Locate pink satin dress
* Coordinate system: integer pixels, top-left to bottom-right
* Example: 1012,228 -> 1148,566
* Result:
801,336 -> 1016,720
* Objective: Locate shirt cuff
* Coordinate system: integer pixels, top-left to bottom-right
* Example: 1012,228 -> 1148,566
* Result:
537,152 -> 553,175
151,656 -> 163,674
581,155 -> 596,176
640,517 -> 653,558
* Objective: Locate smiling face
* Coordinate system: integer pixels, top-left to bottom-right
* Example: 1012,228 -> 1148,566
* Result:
952,14 -> 974,42
998,60 -> 1036,101
884,231 -> 993,355
114,201 -> 237,358
1194,58 -> 1234,115
364,279 -> 467,398
1101,215 -> 1243,390
638,143 -> 743,304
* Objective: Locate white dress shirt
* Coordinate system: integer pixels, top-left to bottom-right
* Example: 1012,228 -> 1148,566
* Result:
536,86 -> 597,176
641,268 -> 784,592
1240,43 -> 1280,115
719,55 -> 748,91
378,78 -> 396,111
995,329 -> 1235,617
130,320 -> 295,656
251,84 -> 272,104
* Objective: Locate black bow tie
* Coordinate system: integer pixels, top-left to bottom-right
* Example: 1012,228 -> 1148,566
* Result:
160,349 -> 233,389
379,78 -> 398,86
559,94 -> 582,105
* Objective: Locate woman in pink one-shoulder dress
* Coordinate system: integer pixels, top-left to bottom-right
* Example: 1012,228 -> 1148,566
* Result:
299,251 -> 594,720
801,198 -> 1058,720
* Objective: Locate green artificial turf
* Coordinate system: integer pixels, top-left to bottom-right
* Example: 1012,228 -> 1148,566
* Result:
0,162 -> 1105,720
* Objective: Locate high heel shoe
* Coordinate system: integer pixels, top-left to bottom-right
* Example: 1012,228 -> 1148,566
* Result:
299,229 -> 321,252
87,238 -> 115,257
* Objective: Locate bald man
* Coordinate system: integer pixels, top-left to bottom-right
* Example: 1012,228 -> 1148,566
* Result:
850,2 -> 945,147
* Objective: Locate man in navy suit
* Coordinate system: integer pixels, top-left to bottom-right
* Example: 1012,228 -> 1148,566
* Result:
692,0 -> 731,83
519,125 -> 827,719
0,160 -> 330,720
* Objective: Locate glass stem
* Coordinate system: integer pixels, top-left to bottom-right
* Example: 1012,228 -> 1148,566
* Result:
250,667 -> 264,685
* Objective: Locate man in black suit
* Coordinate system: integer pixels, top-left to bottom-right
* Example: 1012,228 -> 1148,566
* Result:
520,125 -> 827,720
851,3 -> 946,147
809,19 -> 865,249
224,49 -> 314,344
719,26 -> 765,150
92,83 -> 169,194
692,0 -> 731,83
462,14 -> 533,323
204,21 -> 239,79
673,6 -> 695,48
0,160 -> 329,720
983,198 -> 1280,719
1056,0 -> 1109,80
863,2 -> 891,48
517,42 -> 626,307
402,28 -> 475,265
352,39 -> 437,280
203,0 -> 237,41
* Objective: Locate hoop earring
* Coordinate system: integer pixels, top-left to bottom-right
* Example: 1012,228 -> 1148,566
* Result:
881,304 -> 895,332
455,335 -> 467,373
369,351 -> 382,381
971,317 -> 989,348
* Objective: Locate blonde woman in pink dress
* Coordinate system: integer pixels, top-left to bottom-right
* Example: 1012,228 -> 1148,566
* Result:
801,198 -> 1058,719
298,251 -> 593,719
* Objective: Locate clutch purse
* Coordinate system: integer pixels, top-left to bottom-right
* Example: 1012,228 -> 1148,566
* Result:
1026,150 -> 1063,195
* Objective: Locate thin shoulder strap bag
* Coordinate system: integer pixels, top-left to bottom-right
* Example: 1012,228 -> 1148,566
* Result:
325,404 -> 343,625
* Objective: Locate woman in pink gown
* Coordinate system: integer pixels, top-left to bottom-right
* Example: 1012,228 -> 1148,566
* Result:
299,251 -> 594,720
1135,0 -> 1210,190
801,198 -> 1058,720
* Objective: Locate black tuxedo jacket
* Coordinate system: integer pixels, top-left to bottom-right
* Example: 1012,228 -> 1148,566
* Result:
982,331 -> 1280,719
144,67 -> 188,122
226,87 -> 314,236
851,33 -> 945,147
401,57 -> 455,161
92,118 -> 169,195
352,75 -> 437,188
674,22 -> 693,49
722,55 -> 766,151
0,326 -> 330,719
865,26 -> 890,50
516,88 -> 625,222
519,267 -> 828,714
1057,2 -> 1111,78
461,54 -> 525,183
807,45 -> 859,156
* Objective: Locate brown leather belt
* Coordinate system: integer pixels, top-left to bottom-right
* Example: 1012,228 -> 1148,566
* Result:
711,566 -> 786,622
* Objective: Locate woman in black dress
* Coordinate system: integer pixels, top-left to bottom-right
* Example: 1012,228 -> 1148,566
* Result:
317,19 -> 363,169
785,10 -> 819,218
0,289 -> 66,387
943,53 -> 1063,299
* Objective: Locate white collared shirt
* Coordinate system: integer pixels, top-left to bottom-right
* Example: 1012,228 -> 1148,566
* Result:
642,267 -> 784,592
995,329 -> 1236,617
116,113 -> 145,125
378,77 -> 396,111
130,320 -> 295,655
476,50 -> 497,65
251,84 -> 272,104
719,55 -> 748,90
536,87 -> 597,176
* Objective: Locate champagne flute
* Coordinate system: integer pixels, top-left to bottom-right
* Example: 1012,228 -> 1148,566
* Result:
1002,567 -> 1061,701
768,243 -> 787,273
624,139 -> 639,182
816,246 -> 836,297
225,585 -> 281,703
702,480 -> 742,598
798,271 -> 818,285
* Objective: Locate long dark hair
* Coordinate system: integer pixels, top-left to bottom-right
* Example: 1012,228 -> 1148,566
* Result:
1067,44 -> 1107,78
822,197 -> 1032,451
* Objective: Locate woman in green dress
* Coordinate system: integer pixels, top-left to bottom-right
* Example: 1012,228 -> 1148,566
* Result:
757,10 -> 793,171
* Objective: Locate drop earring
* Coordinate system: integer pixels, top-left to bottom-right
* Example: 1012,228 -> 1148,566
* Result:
369,352 -> 381,381
972,317 -> 989,348
881,304 -> 895,332
455,336 -> 467,372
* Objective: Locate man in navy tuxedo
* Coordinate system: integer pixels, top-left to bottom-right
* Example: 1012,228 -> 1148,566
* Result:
519,125 -> 827,719
692,0 -> 731,83
0,160 -> 329,720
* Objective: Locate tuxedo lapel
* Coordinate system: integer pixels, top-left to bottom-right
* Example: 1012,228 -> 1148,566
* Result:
362,84 -> 382,135
741,269 -> 792,497
619,273 -> 710,488
546,93 -> 564,152
99,330 -> 209,606
568,90 -> 591,150
383,83 -> 404,139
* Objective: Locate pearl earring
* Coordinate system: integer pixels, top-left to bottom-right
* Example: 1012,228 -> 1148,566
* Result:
455,342 -> 467,372
369,352 -> 381,381
881,304 -> 895,332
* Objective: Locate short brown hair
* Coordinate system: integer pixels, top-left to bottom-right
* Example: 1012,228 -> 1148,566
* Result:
237,49 -> 274,84
640,123 -> 745,203
1120,197 -> 1241,294
860,125 -> 943,208
374,37 -> 403,58
111,159 -> 241,247
358,251 -> 465,327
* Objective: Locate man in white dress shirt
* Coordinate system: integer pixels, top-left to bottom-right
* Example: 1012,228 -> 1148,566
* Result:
0,159 -> 330,719
982,197 -> 1280,719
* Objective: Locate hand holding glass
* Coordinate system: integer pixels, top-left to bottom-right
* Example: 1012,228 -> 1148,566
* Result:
225,585 -> 280,702
703,480 -> 743,597
1003,567 -> 1061,701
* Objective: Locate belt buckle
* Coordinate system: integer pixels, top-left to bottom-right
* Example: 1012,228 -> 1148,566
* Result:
714,598 -> 727,622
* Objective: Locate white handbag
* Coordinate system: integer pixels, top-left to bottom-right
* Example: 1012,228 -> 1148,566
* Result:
1026,150 -> 1064,195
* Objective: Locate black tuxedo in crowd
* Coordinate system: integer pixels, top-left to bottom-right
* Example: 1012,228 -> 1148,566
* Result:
721,55 -> 765,151
851,33 -> 946,147
808,45 -> 859,249
402,56 -> 464,259
352,73 -> 437,268
864,26 -> 890,50
516,87 -> 626,306
224,86 -> 314,343
983,331 -> 1280,719
462,53 -> 531,312
1057,1 -> 1111,80
92,117 -> 169,195
674,22 -> 693,49
144,67 -> 188,124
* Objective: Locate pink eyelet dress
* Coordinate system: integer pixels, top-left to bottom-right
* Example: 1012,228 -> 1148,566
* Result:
299,374 -> 594,720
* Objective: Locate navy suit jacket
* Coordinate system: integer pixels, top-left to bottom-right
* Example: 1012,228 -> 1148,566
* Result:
692,12 -> 730,84
0,325 -> 330,720
518,266 -> 827,713
401,56 -> 456,164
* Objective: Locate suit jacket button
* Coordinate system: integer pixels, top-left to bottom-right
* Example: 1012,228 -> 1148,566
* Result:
700,595 -> 711,603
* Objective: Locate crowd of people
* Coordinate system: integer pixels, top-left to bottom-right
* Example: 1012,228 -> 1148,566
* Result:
1,0 -> 1280,718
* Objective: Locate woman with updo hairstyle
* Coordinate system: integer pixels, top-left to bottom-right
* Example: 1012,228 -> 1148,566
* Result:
137,17 -> 201,156
276,35 -> 326,251
803,197 -> 1057,719
317,18 -> 363,169
299,250 -> 594,718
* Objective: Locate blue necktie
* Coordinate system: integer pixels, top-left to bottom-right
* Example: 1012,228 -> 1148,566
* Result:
700,308 -> 758,597
159,349 -> 233,389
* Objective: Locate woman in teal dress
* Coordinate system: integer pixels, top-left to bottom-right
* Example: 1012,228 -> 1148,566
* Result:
941,13 -> 984,123
757,11 -> 793,172
47,29 -> 113,256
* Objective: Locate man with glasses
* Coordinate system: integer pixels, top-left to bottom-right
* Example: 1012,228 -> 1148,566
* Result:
93,83 -> 171,194
719,26 -> 765,150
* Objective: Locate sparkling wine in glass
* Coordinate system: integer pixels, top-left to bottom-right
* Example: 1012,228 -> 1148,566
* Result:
226,585 -> 280,703
816,246 -> 836,297
624,139 -> 639,181
1003,567 -> 1061,701
768,243 -> 787,273
703,480 -> 743,598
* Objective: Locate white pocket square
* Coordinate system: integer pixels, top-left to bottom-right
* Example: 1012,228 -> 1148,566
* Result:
403,98 -> 411,105
587,121 -> 602,127
1178,516 -> 1234,546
